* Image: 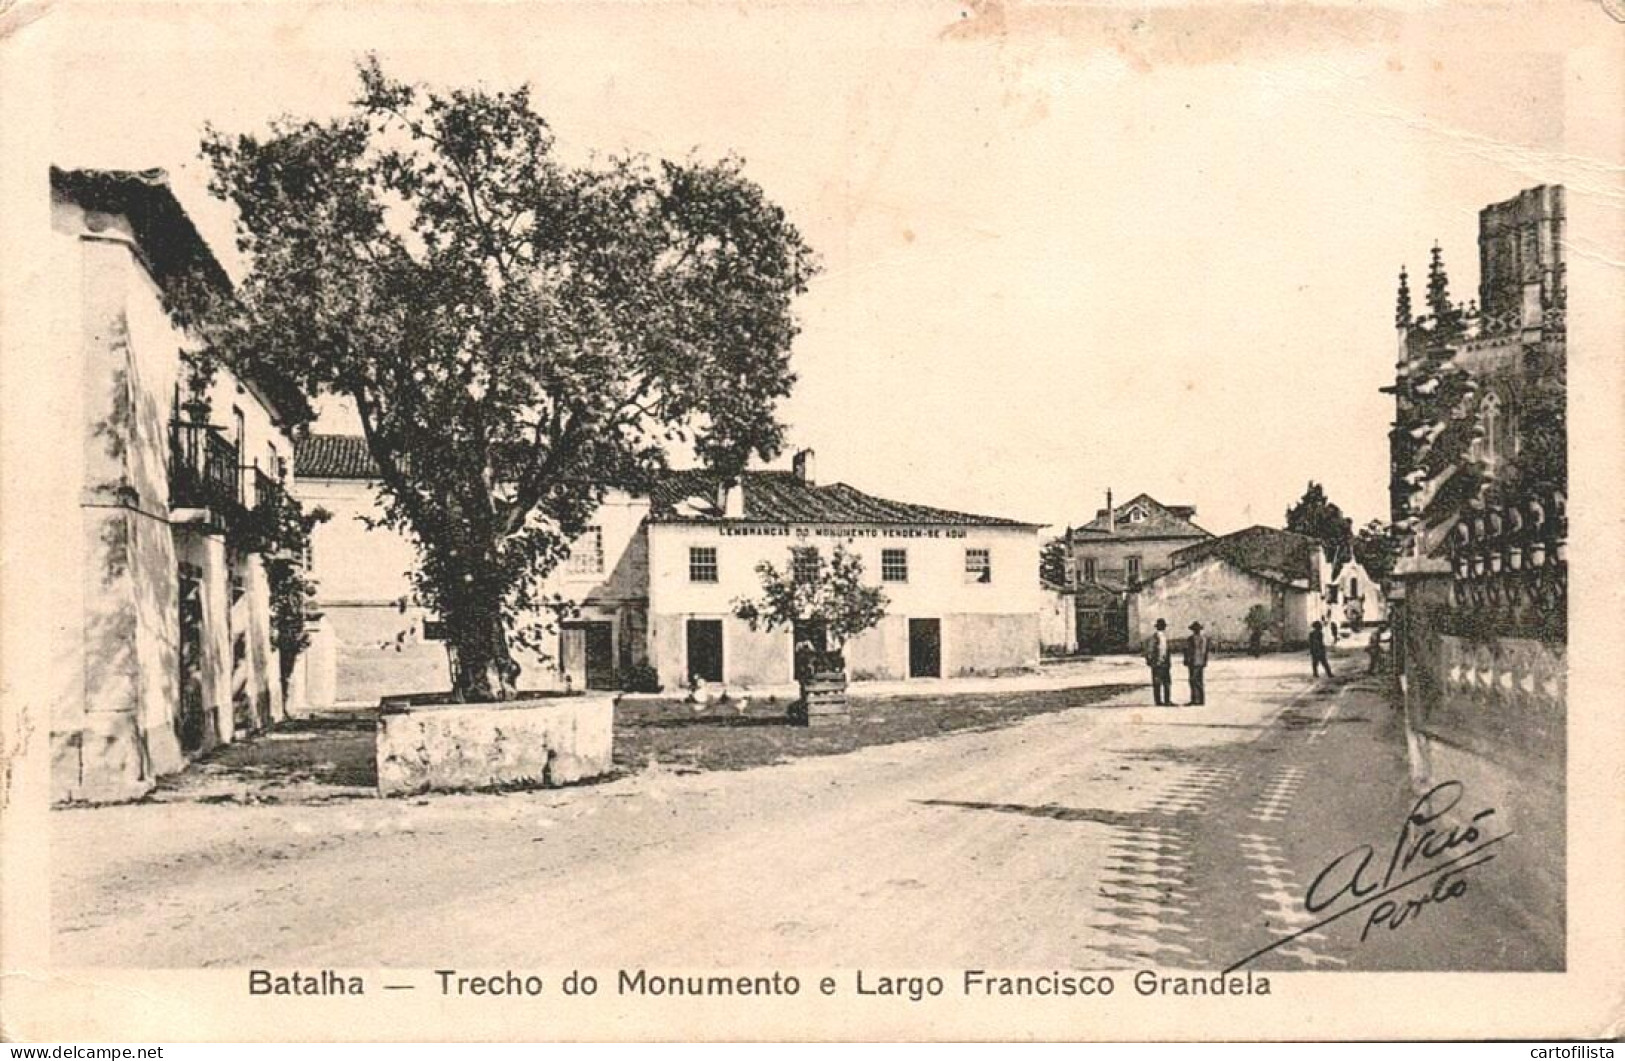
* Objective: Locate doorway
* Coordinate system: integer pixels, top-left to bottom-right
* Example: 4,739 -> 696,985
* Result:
176,564 -> 208,754
686,619 -> 724,684
1077,605 -> 1105,654
560,621 -> 616,690
908,618 -> 941,679
792,618 -> 830,680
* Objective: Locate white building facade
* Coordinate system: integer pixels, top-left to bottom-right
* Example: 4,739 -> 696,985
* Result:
292,444 -> 1041,701
47,167 -> 300,803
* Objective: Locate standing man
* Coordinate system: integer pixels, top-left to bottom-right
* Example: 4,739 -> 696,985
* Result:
1144,618 -> 1172,706
1184,622 -> 1211,705
1309,620 -> 1332,678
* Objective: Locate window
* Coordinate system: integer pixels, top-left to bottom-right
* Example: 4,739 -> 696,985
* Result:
881,548 -> 909,583
567,526 -> 605,575
1127,555 -> 1143,583
1473,392 -> 1517,471
1349,577 -> 1360,596
689,546 -> 718,583
1082,558 -> 1098,583
792,547 -> 821,583
1126,505 -> 1147,524
965,548 -> 992,584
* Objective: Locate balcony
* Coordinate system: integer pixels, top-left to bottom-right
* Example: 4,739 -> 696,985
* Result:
247,465 -> 284,515
169,420 -> 243,524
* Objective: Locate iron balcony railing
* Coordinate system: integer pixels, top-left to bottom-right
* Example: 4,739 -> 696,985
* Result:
169,420 -> 242,516
248,465 -> 284,515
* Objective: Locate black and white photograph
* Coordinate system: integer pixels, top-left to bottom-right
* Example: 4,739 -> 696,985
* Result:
0,0 -> 1620,1043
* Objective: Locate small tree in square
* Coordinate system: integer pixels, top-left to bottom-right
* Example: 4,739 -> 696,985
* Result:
733,543 -> 888,679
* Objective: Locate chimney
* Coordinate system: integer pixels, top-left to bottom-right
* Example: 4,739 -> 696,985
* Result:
792,448 -> 816,486
716,478 -> 746,519
1107,489 -> 1115,535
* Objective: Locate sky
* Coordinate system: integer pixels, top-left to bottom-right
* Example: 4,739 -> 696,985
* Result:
19,0 -> 1622,537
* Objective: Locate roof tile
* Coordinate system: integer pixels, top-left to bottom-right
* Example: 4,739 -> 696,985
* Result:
296,436 -> 1034,527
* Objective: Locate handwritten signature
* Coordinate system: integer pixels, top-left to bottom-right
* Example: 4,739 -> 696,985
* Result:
1226,781 -> 1508,971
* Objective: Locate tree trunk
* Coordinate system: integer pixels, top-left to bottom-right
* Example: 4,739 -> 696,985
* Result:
448,607 -> 518,703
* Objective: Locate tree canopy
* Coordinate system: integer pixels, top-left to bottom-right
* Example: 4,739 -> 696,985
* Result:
1352,519 -> 1402,584
193,58 -> 819,701
1040,539 -> 1069,586
733,544 -> 889,670
1285,481 -> 1354,565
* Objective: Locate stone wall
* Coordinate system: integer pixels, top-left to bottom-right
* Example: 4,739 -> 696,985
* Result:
945,613 -> 1039,676
376,694 -> 615,795
1395,573 -> 1566,960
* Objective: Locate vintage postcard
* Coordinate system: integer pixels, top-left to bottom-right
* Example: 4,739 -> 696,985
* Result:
1,0 -> 1621,1043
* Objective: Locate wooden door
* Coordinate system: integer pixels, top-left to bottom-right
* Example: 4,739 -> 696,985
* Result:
583,622 -> 615,689
686,620 -> 724,684
559,625 -> 587,689
908,618 -> 941,678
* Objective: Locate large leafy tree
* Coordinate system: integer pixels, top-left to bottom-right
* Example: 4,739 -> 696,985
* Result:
1285,481 -> 1354,565
194,58 -> 818,701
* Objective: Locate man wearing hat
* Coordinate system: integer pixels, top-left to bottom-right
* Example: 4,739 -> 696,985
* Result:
1183,621 -> 1212,706
1143,618 -> 1172,706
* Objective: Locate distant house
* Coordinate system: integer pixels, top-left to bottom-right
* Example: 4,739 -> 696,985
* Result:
1324,556 -> 1385,629
291,442 -> 1041,701
1062,491 -> 1210,652
1128,526 -> 1330,649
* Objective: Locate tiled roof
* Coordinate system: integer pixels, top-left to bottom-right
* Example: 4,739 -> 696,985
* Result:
52,167 -> 231,296
651,470 -> 1034,527
1170,525 -> 1321,587
295,437 -> 1035,527
1071,493 -> 1209,541
296,434 -> 380,480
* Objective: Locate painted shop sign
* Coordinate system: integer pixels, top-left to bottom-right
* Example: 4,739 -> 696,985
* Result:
717,524 -> 969,540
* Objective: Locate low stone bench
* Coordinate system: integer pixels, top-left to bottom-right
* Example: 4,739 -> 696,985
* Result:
375,693 -> 615,796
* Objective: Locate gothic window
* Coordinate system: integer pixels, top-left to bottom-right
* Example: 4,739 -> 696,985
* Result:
1474,392 -> 1517,471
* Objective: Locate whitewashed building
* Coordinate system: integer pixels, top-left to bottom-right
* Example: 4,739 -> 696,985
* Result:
293,444 -> 1041,701
1127,526 -> 1330,649
47,167 -> 302,802
1324,556 -> 1386,628
644,454 -> 1042,688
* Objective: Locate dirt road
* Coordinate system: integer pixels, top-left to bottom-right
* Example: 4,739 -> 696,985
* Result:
53,646 -> 1556,971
